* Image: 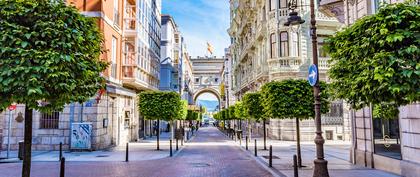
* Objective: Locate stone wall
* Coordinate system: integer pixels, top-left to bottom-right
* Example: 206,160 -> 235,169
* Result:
0,91 -> 138,151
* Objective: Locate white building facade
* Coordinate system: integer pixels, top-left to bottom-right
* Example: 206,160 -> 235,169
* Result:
228,0 -> 351,142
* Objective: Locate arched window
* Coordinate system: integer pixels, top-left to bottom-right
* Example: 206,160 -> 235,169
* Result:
280,31 -> 289,57
270,33 -> 277,58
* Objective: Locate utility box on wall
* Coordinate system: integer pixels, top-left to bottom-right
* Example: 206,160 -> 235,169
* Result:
71,123 -> 92,150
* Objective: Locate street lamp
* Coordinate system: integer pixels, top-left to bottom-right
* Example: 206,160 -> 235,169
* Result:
284,0 -> 330,177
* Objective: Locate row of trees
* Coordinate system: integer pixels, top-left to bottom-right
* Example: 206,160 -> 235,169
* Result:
138,91 -> 202,150
214,79 -> 330,167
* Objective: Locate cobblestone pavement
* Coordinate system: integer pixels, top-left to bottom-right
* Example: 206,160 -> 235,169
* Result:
0,127 -> 273,177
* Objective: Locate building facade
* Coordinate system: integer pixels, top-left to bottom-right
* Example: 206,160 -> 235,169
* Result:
221,48 -> 236,109
0,0 -> 161,152
191,56 -> 225,111
228,0 -> 351,141
319,0 -> 420,176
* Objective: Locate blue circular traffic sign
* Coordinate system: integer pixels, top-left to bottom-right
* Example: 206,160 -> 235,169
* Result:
308,64 -> 318,86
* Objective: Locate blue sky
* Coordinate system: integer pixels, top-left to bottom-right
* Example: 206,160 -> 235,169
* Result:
162,0 -> 230,58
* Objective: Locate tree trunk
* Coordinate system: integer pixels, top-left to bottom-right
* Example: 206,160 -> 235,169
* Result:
22,106 -> 33,177
296,118 -> 302,167
263,119 -> 267,150
248,119 -> 252,143
157,119 -> 160,150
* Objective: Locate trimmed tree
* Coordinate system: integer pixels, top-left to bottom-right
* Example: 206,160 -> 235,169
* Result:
0,1 -> 107,176
261,79 -> 330,167
324,2 -> 420,111
243,92 -> 265,149
139,91 -> 182,150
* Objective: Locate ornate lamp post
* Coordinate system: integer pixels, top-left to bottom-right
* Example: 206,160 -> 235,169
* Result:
285,0 -> 329,176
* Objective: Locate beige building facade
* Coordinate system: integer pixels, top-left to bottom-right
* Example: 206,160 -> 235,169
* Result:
228,0 -> 351,142
320,0 -> 420,176
0,0 -> 161,153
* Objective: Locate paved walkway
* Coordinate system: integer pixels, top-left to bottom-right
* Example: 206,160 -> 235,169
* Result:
230,129 -> 401,177
0,127 -> 273,177
0,131 -> 175,162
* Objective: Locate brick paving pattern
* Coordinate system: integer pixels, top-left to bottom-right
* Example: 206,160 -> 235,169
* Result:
0,127 -> 273,177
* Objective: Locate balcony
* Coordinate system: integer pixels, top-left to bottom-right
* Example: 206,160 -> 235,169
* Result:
123,4 -> 136,36
318,0 -> 345,23
318,57 -> 330,71
268,57 -> 302,73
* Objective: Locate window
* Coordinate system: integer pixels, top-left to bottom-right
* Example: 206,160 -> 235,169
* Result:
270,33 -> 277,58
40,112 -> 60,129
215,78 -> 219,83
280,31 -> 289,57
113,0 -> 119,25
195,78 -> 200,83
270,0 -> 276,11
372,104 -> 401,159
111,36 -> 117,78
279,0 -> 288,8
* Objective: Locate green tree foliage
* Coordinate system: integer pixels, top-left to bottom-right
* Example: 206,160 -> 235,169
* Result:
179,100 -> 188,120
0,0 -> 108,112
138,91 -> 182,121
234,102 -> 248,119
228,104 -> 237,120
243,92 -> 264,120
261,79 -> 330,119
324,2 -> 420,109
373,103 -> 399,119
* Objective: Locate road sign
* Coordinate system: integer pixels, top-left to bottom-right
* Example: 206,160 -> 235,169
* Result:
8,104 -> 17,111
308,64 -> 318,86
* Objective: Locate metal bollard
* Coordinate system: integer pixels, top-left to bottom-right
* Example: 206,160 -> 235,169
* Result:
293,154 -> 299,177
170,139 -> 173,157
269,145 -> 273,167
254,139 -> 257,157
187,131 -> 190,140
176,138 -> 179,151
60,157 -> 65,177
125,143 -> 129,162
246,136 -> 249,150
59,142 -> 63,161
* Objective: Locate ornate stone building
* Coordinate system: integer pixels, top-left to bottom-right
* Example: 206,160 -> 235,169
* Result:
228,0 -> 351,141
320,1 -> 420,176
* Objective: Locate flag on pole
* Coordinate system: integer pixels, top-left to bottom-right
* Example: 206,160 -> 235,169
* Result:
207,42 -> 213,55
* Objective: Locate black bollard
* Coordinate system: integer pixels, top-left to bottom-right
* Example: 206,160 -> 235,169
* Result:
125,143 -> 129,162
246,136 -> 249,150
170,139 -> 173,157
254,139 -> 257,157
293,154 -> 299,177
59,142 -> 63,161
60,157 -> 65,177
187,131 -> 190,140
176,138 -> 179,151
269,145 -> 273,167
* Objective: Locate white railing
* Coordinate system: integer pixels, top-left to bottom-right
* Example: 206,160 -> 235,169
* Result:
268,57 -> 302,71
316,11 -> 337,21
319,57 -> 330,70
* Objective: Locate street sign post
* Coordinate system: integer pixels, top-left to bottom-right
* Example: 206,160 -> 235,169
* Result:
308,64 -> 318,86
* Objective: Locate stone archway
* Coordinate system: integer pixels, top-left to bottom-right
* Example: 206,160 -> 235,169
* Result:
193,87 -> 221,112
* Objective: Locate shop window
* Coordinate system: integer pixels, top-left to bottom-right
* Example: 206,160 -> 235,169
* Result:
373,104 -> 401,159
